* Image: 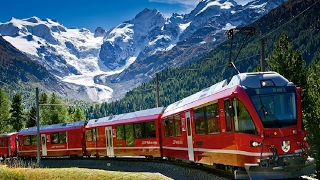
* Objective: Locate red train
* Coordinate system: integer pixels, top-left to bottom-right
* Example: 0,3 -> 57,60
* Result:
17,121 -> 86,158
2,72 -> 316,179
0,132 -> 18,160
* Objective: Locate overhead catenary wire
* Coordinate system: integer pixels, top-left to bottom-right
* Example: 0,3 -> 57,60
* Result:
261,0 -> 320,39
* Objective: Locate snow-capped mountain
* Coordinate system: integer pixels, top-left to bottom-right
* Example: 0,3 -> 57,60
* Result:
0,0 -> 287,102
107,0 -> 286,83
0,17 -> 114,102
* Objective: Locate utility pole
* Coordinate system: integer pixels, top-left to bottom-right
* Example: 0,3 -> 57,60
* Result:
260,38 -> 266,72
156,73 -> 159,107
36,87 -> 40,165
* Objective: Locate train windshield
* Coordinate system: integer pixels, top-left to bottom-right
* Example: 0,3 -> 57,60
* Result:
245,86 -> 297,128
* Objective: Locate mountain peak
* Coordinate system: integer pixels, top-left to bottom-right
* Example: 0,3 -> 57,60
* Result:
134,8 -> 163,21
189,0 -> 238,18
94,27 -> 107,37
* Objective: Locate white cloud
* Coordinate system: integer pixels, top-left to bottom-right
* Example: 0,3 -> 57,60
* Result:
149,0 -> 200,6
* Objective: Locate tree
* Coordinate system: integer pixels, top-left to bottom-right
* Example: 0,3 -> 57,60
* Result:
304,49 -> 320,178
71,108 -> 86,122
10,93 -> 24,132
39,92 -> 50,125
267,32 -> 307,88
26,106 -> 37,127
0,88 -> 12,133
47,93 -> 68,125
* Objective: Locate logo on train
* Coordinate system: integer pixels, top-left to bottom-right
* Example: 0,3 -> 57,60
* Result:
141,141 -> 157,145
173,140 -> 183,144
281,140 -> 290,152
52,145 -> 66,149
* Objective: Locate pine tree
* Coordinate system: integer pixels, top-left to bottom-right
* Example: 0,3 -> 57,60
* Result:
267,32 -> 307,87
304,49 -> 320,178
0,88 -> 12,133
72,108 -> 86,122
47,93 -> 68,125
26,106 -> 37,127
10,94 -> 25,132
39,92 -> 50,125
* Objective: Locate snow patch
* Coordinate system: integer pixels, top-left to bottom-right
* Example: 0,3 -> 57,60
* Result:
179,22 -> 191,33
222,23 -> 237,30
196,1 -> 234,16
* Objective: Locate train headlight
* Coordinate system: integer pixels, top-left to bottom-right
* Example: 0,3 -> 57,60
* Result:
251,141 -> 262,147
292,130 -> 297,134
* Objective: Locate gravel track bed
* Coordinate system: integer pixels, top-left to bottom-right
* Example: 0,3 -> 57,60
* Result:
38,158 -> 232,180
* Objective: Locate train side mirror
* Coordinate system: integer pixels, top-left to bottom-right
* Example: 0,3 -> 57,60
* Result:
228,106 -> 235,117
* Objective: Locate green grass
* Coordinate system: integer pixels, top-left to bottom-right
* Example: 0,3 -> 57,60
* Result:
0,165 -> 172,180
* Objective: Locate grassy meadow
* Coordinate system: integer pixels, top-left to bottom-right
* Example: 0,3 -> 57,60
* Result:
0,165 -> 172,180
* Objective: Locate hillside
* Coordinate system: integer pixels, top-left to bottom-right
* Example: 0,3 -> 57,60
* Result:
86,0 -> 320,118
0,36 -> 93,107
0,36 -> 63,103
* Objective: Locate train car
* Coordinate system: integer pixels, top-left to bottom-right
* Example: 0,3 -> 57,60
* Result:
0,132 -> 18,159
85,107 -> 164,158
161,71 -> 315,179
17,121 -> 86,158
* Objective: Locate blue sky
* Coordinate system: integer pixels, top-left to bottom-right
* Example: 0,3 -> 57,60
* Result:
0,0 -> 250,32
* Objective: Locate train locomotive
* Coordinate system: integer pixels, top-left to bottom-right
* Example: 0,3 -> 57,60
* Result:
160,71 -> 315,179
1,71 -> 315,180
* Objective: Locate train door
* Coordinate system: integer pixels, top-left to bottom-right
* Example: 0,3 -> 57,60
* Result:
41,134 -> 47,156
185,111 -> 194,161
105,126 -> 114,156
8,136 -> 11,157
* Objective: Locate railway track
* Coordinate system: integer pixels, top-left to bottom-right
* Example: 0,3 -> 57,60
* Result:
3,157 -> 316,180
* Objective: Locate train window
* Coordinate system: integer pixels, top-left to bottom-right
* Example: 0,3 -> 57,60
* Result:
51,132 -> 67,144
145,121 -> 156,138
59,132 -> 67,143
86,129 -> 93,142
125,124 -> 134,146
174,114 -> 182,136
86,128 -> 98,142
194,107 -> 206,135
24,135 -> 31,146
24,135 -> 37,146
0,139 -> 4,147
163,115 -> 181,137
224,99 -> 233,132
169,116 -> 175,136
233,98 -> 257,134
31,135 -> 37,145
207,103 -> 220,134
163,118 -> 170,137
116,125 -> 125,140
134,123 -> 143,138
51,133 -> 59,144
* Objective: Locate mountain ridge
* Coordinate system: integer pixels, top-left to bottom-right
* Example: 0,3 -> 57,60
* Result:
0,0 -> 287,103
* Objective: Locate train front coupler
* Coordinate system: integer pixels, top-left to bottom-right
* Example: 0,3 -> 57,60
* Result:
243,153 -> 316,180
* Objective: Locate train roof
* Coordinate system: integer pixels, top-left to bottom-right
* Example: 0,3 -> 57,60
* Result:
226,71 -> 290,88
18,120 -> 86,135
86,107 -> 164,128
0,132 -> 18,138
163,71 -> 291,117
